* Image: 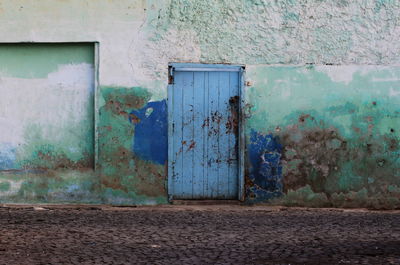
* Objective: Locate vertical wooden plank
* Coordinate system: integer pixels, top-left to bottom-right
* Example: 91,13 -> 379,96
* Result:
238,69 -> 246,201
167,82 -> 174,200
207,72 -> 220,198
192,72 -> 205,198
203,72 -> 210,198
217,72 -> 231,198
228,71 -> 240,198
181,71 -> 195,198
171,72 -> 185,198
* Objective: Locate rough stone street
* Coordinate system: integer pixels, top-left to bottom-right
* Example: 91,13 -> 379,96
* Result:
0,205 -> 399,264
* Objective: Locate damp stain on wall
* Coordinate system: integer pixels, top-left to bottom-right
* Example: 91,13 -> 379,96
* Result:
98,86 -> 167,205
245,65 -> 400,208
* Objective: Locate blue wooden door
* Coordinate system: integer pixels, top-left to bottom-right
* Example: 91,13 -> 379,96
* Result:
168,64 -> 242,200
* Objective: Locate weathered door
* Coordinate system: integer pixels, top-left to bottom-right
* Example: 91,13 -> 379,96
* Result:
168,64 -> 243,200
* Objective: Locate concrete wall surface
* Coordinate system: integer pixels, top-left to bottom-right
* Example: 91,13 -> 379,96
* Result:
0,0 -> 399,207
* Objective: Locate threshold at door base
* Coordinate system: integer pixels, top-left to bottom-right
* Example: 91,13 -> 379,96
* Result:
171,200 -> 241,205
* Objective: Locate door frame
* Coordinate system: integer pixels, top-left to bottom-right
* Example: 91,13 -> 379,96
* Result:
167,63 -> 246,201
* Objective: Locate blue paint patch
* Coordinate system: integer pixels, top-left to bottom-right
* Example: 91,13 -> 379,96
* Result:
247,130 -> 283,202
129,100 -> 168,165
0,143 -> 17,170
66,184 -> 81,193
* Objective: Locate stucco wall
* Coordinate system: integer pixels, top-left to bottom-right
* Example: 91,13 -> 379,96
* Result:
246,66 -> 400,208
0,0 -> 399,207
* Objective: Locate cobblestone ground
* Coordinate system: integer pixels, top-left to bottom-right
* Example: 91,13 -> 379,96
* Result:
0,205 -> 399,264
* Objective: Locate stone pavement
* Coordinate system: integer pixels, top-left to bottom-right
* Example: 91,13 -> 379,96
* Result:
0,205 -> 399,264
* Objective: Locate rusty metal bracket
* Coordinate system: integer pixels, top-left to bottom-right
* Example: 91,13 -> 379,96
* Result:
168,66 -> 174,85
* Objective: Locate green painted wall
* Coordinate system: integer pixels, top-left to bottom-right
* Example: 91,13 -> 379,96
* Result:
245,66 -> 400,208
0,43 -> 93,78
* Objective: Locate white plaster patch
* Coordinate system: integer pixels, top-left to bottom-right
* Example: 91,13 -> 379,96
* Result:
127,27 -> 201,100
48,63 -> 94,90
273,80 -> 292,99
374,77 -> 400,82
0,118 -> 23,146
0,179 -> 24,197
389,87 -> 400,97
0,63 -> 94,166
246,65 -> 268,88
314,65 -> 398,85
315,66 -> 360,85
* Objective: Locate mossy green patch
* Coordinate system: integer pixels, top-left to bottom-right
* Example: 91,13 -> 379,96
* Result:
0,169 -> 100,204
15,120 -> 94,170
0,181 -> 11,192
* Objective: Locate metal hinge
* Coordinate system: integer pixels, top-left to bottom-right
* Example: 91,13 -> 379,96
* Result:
168,66 -> 174,84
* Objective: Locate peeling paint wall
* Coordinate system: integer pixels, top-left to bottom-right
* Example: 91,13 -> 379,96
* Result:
0,0 -> 399,207
246,66 -> 400,208
0,43 -> 98,203
0,44 -> 94,170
